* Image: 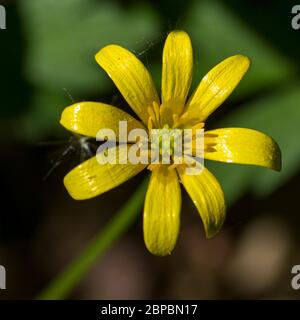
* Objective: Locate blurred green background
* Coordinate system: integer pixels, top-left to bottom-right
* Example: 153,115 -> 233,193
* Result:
0,0 -> 300,299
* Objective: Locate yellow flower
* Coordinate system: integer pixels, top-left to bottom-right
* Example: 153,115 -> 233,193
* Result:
60,30 -> 281,256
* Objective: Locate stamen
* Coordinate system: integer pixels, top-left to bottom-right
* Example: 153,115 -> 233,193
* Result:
191,122 -> 205,137
175,111 -> 203,129
172,114 -> 179,128
147,116 -> 153,132
168,163 -> 178,170
192,122 -> 205,130
168,163 -> 187,172
147,163 -> 162,171
147,106 -> 156,126
152,102 -> 161,128
204,132 -> 218,145
159,103 -> 169,127
177,111 -> 188,127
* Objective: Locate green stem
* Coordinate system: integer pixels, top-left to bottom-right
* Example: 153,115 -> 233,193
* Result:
37,176 -> 149,300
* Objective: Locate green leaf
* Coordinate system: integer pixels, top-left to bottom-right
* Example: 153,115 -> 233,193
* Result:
213,84 -> 300,197
37,175 -> 149,300
20,89 -> 69,140
206,161 -> 254,206
19,0 -> 160,96
184,0 -> 295,98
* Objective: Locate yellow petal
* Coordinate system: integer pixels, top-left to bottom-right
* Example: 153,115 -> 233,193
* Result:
144,166 -> 181,256
204,128 -> 281,171
95,45 -> 160,125
182,55 -> 250,126
64,146 -> 146,200
177,166 -> 225,238
161,31 -> 193,123
60,102 -> 145,138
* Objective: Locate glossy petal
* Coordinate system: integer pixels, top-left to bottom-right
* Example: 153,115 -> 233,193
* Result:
177,166 -> 225,238
204,128 -> 281,171
144,166 -> 181,256
64,146 -> 146,200
182,55 -> 250,126
95,45 -> 160,125
161,30 -> 193,120
60,102 -> 145,138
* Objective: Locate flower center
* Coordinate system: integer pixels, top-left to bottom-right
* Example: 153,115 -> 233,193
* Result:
155,124 -> 180,156
146,103 -> 206,171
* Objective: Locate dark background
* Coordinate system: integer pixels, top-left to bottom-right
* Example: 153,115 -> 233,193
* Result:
0,0 -> 300,299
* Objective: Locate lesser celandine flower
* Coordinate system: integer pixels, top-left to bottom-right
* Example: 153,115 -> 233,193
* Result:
60,30 -> 281,256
